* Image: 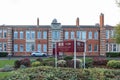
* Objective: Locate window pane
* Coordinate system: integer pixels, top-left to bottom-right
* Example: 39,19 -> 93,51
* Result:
26,43 -> 30,52
77,31 -> 81,39
43,31 -> 47,39
88,44 -> 92,51
88,32 -> 92,39
14,44 -> 18,52
31,31 -> 35,40
71,31 -> 74,39
106,30 -> 109,39
52,31 -> 60,40
65,31 -> 69,39
94,44 -> 98,51
20,31 -> 24,39
113,44 -> 116,51
37,31 -> 41,39
20,45 -> 24,52
106,44 -> 108,51
26,31 -> 30,40
43,44 -> 47,52
3,43 -> 7,51
14,31 -> 18,39
0,30 -> 2,38
38,44 -> 41,52
82,31 -> 86,40
0,43 -> 2,51
3,30 -> 7,38
94,31 -> 98,39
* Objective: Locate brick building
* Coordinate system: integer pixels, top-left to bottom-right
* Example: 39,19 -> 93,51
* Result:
0,13 -> 119,56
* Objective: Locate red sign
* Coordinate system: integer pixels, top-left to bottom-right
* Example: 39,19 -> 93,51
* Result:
57,40 -> 84,52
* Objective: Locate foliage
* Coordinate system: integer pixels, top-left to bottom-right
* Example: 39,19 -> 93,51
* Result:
2,66 -> 120,80
36,58 -> 43,62
32,61 -> 41,67
64,56 -> 73,60
57,60 -> 66,67
42,58 -> 55,66
14,60 -> 21,68
114,23 -> 120,44
107,60 -> 120,69
93,57 -> 108,66
0,52 -> 8,57
106,52 -> 120,57
0,72 -> 11,80
84,58 -> 93,68
2,65 -> 14,72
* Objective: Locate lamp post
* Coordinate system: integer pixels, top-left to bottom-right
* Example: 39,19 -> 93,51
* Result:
83,40 -> 86,69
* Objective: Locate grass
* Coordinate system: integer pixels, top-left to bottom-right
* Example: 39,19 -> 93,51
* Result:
0,60 -> 15,68
0,72 -> 11,79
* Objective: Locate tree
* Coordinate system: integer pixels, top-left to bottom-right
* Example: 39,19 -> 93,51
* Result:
115,23 -> 120,44
116,0 -> 120,7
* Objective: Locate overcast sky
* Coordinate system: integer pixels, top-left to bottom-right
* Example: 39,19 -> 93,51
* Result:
0,0 -> 119,26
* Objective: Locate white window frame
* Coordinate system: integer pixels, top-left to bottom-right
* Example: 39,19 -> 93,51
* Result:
14,44 -> 18,52
3,43 -> 7,51
43,44 -> 47,52
65,31 -> 69,39
20,44 -> 24,52
3,30 -> 7,38
94,44 -> 98,52
94,31 -> 98,40
37,31 -> 41,39
37,44 -> 41,52
106,30 -> 109,39
43,31 -> 47,39
20,31 -> 24,39
14,31 -> 18,39
88,44 -> 92,52
70,31 -> 74,39
88,31 -> 92,39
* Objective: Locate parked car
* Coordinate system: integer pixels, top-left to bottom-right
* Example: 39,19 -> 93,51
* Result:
31,52 -> 47,57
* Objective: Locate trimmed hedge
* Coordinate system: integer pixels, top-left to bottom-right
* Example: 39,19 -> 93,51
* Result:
2,66 -> 120,80
106,52 -> 120,57
0,52 -> 8,57
107,60 -> 120,69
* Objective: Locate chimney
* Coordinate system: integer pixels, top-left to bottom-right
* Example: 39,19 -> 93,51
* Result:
100,13 -> 104,27
37,17 -> 39,27
76,17 -> 79,27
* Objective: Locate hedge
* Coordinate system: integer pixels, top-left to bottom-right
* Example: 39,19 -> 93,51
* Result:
106,52 -> 120,57
0,52 -> 8,57
2,66 -> 120,80
107,60 -> 120,69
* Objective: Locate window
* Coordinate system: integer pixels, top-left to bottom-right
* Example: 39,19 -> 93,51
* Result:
52,31 -> 60,40
43,31 -> 47,39
110,30 -> 115,38
65,31 -> 69,39
77,31 -> 81,39
14,31 -> 18,39
113,44 -> 117,52
31,31 -> 35,40
37,31 -> 41,39
94,44 -> 98,51
81,31 -> 86,40
0,43 -> 2,51
14,44 -> 18,52
38,44 -> 41,52
3,43 -> 7,51
43,44 -> 47,52
71,31 -> 74,39
106,44 -> 109,52
26,31 -> 30,40
20,45 -> 24,52
94,31 -> 98,39
26,43 -> 35,52
106,30 -> 109,39
88,31 -> 92,39
20,31 -> 24,39
88,44 -> 92,51
0,30 -> 2,38
109,43 -> 112,52
3,30 -> 7,38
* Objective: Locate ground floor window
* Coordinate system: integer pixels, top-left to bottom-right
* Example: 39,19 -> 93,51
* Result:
14,44 -> 18,52
106,43 -> 118,52
88,44 -> 92,52
94,44 -> 98,52
26,43 -> 35,52
38,44 -> 41,52
43,44 -> 47,52
3,43 -> 7,51
20,45 -> 24,52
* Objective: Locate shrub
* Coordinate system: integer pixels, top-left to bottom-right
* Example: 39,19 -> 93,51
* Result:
20,58 -> 31,67
107,60 -> 120,69
0,52 -> 8,57
85,58 -> 93,68
57,60 -> 66,67
106,52 -> 120,57
64,56 -> 73,61
32,61 -> 41,67
3,65 -> 14,72
93,57 -> 108,66
14,60 -> 21,68
36,58 -> 43,62
42,58 -> 55,66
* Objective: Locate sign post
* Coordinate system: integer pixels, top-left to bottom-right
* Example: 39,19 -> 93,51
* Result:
74,38 -> 76,69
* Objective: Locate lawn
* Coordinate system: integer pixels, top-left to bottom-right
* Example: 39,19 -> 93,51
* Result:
0,72 -> 11,79
0,60 -> 15,68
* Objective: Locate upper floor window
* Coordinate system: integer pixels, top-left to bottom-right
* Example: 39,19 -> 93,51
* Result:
43,31 -> 47,39
77,31 -> 81,39
65,31 -> 69,39
71,31 -> 74,39
94,31 -> 98,39
26,31 -> 35,40
52,31 -> 60,40
110,30 -> 115,38
3,30 -> 7,38
14,31 -> 18,39
20,31 -> 24,39
106,30 -> 109,39
37,31 -> 41,39
81,31 -> 86,40
88,31 -> 92,39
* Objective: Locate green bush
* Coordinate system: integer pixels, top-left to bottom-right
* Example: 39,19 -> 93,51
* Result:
0,52 -> 8,57
2,66 -> 120,80
84,58 -> 93,68
64,56 -> 73,60
32,61 -> 41,67
107,60 -> 120,69
57,60 -> 66,67
106,52 -> 120,57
